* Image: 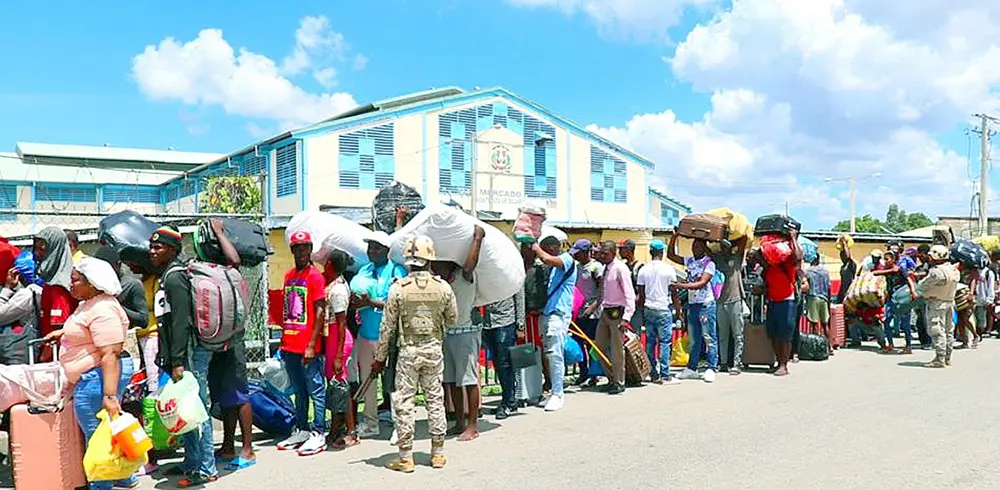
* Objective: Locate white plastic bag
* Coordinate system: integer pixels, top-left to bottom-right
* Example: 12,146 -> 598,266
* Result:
389,205 -> 526,306
257,357 -> 293,397
156,372 -> 209,436
286,211 -> 373,268
539,226 -> 567,243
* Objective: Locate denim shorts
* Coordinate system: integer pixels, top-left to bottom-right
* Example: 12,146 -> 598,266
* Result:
766,300 -> 797,342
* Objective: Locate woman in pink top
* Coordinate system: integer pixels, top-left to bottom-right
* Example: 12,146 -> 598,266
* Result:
324,250 -> 358,450
43,257 -> 134,490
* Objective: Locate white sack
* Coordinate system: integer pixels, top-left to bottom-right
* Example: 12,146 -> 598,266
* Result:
389,205 -> 526,306
540,226 -> 567,243
286,211 -> 373,268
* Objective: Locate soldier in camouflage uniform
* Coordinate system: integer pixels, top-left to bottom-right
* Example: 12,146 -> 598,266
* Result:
373,235 -> 457,473
917,245 -> 960,368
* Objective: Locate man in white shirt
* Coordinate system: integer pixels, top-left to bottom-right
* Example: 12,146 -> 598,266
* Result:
636,239 -> 677,384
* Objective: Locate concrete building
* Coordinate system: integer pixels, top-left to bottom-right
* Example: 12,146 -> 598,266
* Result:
164,86 -> 691,227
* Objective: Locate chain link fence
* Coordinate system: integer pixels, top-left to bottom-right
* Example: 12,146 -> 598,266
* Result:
0,209 -> 272,373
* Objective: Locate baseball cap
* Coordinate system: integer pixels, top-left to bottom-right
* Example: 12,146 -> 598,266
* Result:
568,239 -> 592,255
618,239 -> 636,249
289,231 -> 312,246
649,239 -> 666,252
363,231 -> 393,249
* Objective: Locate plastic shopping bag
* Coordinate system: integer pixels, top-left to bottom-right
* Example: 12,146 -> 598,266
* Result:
142,397 -> 180,450
84,410 -> 147,482
563,335 -> 584,365
512,205 -> 546,244
156,372 -> 209,436
669,331 -> 690,367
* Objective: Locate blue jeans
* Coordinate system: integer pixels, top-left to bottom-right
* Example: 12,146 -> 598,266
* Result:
886,300 -> 913,348
282,352 -> 326,433
482,325 -> 517,408
687,303 -> 719,371
644,307 -> 674,379
74,358 -> 134,490
181,345 -> 218,479
541,314 -> 568,396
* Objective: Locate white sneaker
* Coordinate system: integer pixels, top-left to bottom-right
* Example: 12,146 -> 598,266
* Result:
389,429 -> 399,446
356,422 -> 380,439
677,368 -> 702,380
277,429 -> 309,450
662,376 -> 681,385
297,431 -> 326,456
703,369 -> 716,383
543,394 -> 564,412
537,395 -> 550,407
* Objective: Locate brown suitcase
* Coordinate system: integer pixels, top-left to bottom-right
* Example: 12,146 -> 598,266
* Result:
676,214 -> 728,241
624,331 -> 651,384
742,323 -> 776,369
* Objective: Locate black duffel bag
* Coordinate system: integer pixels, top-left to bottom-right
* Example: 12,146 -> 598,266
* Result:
797,333 -> 830,361
371,181 -> 424,233
194,218 -> 270,267
98,211 -> 160,271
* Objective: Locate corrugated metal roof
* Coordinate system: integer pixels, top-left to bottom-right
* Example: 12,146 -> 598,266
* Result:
800,230 -> 933,242
16,142 -> 223,168
0,152 -> 180,186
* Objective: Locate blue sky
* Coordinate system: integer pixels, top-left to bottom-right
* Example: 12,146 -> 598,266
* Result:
1,0 -> 996,228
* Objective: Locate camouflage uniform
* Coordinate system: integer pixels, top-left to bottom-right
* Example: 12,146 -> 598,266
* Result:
376,270 -> 457,469
917,260 -> 959,366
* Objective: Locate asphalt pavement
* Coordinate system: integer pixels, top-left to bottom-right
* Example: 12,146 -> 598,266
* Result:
6,340 -> 1000,490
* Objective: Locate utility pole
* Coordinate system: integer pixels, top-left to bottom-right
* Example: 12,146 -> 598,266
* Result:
974,113 -> 999,236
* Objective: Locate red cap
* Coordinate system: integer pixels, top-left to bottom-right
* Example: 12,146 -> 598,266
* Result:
289,231 -> 312,246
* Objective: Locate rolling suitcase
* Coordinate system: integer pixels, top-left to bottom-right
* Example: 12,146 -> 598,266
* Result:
754,214 -> 801,237
829,304 -> 846,349
676,214 -> 728,241
10,340 -> 86,490
742,324 -> 776,369
514,321 -> 543,407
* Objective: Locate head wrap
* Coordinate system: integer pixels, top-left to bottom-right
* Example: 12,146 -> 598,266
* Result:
150,226 -> 183,250
35,227 -> 73,289
74,257 -> 122,296
13,250 -> 42,287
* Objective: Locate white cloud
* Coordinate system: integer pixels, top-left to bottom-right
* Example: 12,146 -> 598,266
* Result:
313,67 -> 338,89
569,0 -> 1000,226
132,19 -> 361,130
352,54 -> 369,71
505,0 -> 716,40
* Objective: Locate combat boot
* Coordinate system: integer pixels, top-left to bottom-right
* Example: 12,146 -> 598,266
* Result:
430,454 -> 447,469
387,457 -> 415,473
944,355 -> 952,366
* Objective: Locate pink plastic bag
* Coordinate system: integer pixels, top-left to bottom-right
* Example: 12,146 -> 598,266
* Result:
324,323 -> 354,381
513,206 -> 545,243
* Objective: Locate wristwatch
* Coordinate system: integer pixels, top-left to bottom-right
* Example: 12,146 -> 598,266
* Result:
103,394 -> 117,399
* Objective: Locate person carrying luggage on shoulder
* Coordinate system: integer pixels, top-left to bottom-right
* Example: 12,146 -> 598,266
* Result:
530,237 -> 579,409
708,236 -> 748,375
325,249 -> 359,450
374,235 -> 456,473
148,226 -> 218,487
801,255 -> 834,357
0,251 -> 43,365
637,239 -> 677,384
667,234 -> 720,383
277,231 -> 328,456
350,231 -> 406,440
43,257 -> 135,490
917,245 -> 960,368
431,225 -> 484,439
753,228 -> 803,377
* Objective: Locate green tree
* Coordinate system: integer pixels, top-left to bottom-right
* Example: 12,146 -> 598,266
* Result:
201,176 -> 262,214
831,204 -> 934,233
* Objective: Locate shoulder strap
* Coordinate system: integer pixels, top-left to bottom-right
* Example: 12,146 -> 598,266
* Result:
547,262 -> 576,303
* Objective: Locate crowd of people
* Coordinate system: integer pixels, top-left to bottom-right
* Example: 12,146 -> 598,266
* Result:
0,212 -> 981,487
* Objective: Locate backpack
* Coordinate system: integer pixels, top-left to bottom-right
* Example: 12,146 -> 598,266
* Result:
166,261 -> 249,352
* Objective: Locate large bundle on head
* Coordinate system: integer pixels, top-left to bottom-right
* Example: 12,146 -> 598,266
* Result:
98,211 -> 160,271
371,181 -> 425,233
950,239 -> 989,270
286,211 -> 373,269
193,218 -> 270,266
799,236 -> 819,264
389,204 -> 525,306
844,271 -> 887,312
705,208 -> 754,240
512,204 -> 546,244
972,235 -> 1000,254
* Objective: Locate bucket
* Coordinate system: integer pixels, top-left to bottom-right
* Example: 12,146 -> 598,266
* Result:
110,413 -> 153,461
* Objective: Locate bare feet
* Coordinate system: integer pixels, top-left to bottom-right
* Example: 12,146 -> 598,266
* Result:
458,426 -> 479,442
330,434 -> 359,451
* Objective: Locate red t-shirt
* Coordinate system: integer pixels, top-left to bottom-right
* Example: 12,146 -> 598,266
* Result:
763,261 -> 798,302
281,266 -> 326,354
40,285 -> 78,336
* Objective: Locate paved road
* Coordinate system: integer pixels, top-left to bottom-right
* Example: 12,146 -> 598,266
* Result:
8,341 -> 1000,490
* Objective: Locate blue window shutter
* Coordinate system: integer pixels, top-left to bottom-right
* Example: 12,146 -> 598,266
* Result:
36,185 -> 97,203
0,185 -> 17,221
339,124 -> 395,190
590,146 -> 628,203
276,142 -> 299,197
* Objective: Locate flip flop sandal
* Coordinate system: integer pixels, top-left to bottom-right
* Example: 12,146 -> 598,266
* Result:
224,457 -> 257,472
161,466 -> 188,477
177,475 -> 219,488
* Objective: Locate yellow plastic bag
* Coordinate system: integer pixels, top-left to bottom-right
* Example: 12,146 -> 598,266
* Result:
83,410 -> 147,482
836,233 -> 855,251
973,235 -> 1000,252
706,207 -> 754,240
670,333 -> 691,367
